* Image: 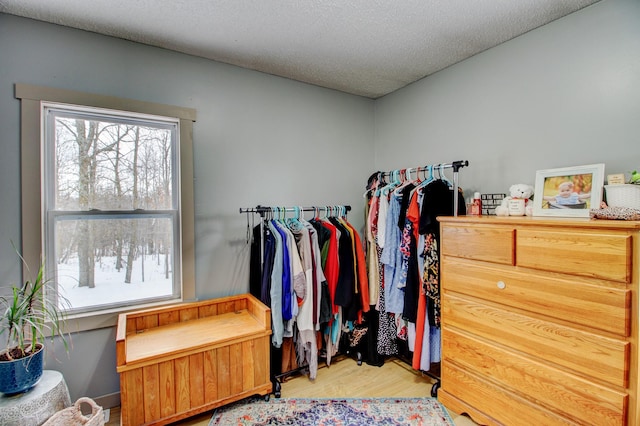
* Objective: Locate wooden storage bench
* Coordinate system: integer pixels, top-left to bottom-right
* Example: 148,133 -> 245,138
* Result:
116,293 -> 272,425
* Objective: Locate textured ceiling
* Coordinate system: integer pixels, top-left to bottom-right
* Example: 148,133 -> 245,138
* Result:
0,0 -> 600,98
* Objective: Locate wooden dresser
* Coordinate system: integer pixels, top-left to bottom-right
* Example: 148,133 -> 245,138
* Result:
437,216 -> 639,426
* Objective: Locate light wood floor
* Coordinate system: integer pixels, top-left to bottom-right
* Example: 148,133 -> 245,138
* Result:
106,356 -> 476,425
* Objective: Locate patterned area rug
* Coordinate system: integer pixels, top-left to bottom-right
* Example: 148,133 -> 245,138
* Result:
209,397 -> 455,425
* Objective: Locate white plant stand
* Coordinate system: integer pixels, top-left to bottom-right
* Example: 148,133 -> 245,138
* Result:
0,370 -> 71,426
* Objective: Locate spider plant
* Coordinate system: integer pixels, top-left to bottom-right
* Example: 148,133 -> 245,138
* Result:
0,253 -> 70,361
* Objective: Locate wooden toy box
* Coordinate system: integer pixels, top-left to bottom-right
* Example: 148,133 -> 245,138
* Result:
116,293 -> 272,425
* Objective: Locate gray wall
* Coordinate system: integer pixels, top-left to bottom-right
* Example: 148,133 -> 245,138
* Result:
0,13 -> 374,401
374,0 -> 640,201
1,0 -> 638,404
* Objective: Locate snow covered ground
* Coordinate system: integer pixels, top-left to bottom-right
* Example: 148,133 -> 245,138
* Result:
57,256 -> 173,310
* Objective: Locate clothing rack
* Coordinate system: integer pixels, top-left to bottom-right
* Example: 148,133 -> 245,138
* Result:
239,205 -> 352,217
371,159 -> 468,397
377,160 -> 468,217
240,203 -> 355,398
240,205 -> 352,270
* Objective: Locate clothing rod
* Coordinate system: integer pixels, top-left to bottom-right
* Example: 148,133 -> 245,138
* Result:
377,160 -> 468,217
239,205 -> 351,215
379,160 -> 468,177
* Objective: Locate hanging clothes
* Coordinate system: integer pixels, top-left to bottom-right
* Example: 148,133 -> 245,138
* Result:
364,165 -> 467,372
288,217 -> 318,380
309,219 -> 333,326
249,224 -> 263,299
245,206 -> 368,380
380,190 -> 404,316
267,220 -> 285,348
366,192 -> 380,306
420,179 -> 465,329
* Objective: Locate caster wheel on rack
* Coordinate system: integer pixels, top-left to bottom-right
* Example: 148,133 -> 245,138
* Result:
430,381 -> 440,398
264,394 -> 271,401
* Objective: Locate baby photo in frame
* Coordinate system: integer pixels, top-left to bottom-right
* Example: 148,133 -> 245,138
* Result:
533,163 -> 605,218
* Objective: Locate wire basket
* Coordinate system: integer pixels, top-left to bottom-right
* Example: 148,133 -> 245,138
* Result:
604,184 -> 640,209
42,397 -> 104,426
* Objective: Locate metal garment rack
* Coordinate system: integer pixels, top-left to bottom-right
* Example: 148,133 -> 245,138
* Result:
239,204 -> 353,397
239,205 -> 352,269
375,160 -> 468,396
378,160 -> 469,217
239,204 -> 351,217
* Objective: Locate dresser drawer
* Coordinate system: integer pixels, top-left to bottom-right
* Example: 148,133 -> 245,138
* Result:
440,363 -> 578,426
441,294 -> 629,387
441,224 -> 514,265
516,229 -> 632,283
441,258 -> 630,336
442,328 -> 628,426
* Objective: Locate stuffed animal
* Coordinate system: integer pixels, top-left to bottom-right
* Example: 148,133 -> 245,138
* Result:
495,183 -> 534,216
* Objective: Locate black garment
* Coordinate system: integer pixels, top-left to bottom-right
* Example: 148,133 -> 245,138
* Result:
419,179 -> 466,238
260,228 -> 276,306
397,183 -> 417,230
319,281 -> 332,325
365,307 -> 384,367
419,180 -> 463,329
309,219 -> 333,325
330,218 -> 359,321
309,219 -> 331,253
249,224 -> 263,299
402,232 -> 420,323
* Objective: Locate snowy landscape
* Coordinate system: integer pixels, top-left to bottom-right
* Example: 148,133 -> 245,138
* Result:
57,256 -> 173,310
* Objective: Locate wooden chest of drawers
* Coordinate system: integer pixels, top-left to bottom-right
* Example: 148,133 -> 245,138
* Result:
438,216 -> 639,426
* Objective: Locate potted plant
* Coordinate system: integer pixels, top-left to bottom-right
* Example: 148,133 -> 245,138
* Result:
0,253 -> 70,394
604,170 -> 640,210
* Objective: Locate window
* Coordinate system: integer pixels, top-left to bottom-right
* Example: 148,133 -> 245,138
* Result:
44,104 -> 181,314
17,84 -> 196,329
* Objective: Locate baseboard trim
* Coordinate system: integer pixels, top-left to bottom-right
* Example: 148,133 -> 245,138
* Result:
93,392 -> 120,409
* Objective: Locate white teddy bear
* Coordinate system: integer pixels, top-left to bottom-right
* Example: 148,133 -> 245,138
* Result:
495,183 -> 534,216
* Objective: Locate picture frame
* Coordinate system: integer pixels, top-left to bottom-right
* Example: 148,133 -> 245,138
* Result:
532,163 -> 605,218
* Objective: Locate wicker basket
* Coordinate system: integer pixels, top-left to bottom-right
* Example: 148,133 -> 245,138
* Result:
604,184 -> 640,209
42,397 -> 104,426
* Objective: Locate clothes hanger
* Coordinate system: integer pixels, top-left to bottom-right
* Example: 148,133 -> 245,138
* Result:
373,172 -> 385,197
379,169 -> 401,196
274,206 -> 284,222
413,167 -> 423,185
393,167 -> 418,195
416,165 -> 435,191
408,167 -> 425,196
439,164 -> 453,187
364,172 -> 383,198
286,206 -> 302,229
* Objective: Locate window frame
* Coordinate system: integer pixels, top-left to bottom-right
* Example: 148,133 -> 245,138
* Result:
16,83 -> 197,332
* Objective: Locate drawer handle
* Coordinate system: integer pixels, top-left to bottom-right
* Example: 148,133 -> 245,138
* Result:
496,281 -> 506,289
